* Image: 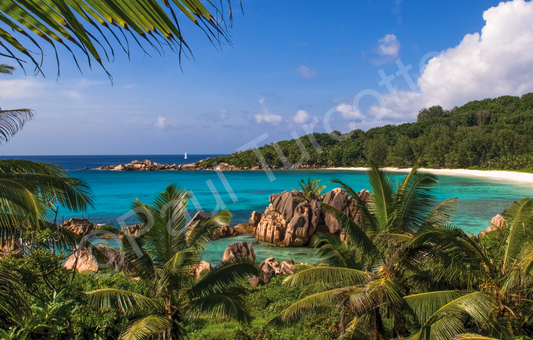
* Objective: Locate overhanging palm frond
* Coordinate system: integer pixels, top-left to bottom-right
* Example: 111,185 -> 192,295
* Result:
0,269 -> 25,318
271,287 -> 351,325
119,315 -> 172,340
0,109 -> 34,145
85,288 -> 158,315
422,197 -> 458,227
186,209 -> 232,250
366,163 -> 395,228
404,290 -> 462,326
184,286 -> 251,324
414,292 -> 496,340
283,266 -> 368,289
502,198 -> 533,270
0,0 -> 239,77
0,64 -> 14,74
452,335 -> 499,340
320,203 -> 378,256
190,258 -> 259,297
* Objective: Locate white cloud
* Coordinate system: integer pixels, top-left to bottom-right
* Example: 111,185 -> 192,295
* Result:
371,0 -> 533,122
373,34 -> 400,65
336,103 -> 361,120
293,110 -> 311,124
255,97 -> 282,124
296,65 -> 317,79
0,78 -> 46,99
154,116 -> 167,129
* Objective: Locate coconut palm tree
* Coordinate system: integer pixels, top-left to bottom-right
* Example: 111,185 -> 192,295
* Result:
406,198 -> 533,339
293,177 -> 327,203
86,184 -> 259,340
272,165 -> 459,339
0,0 -> 238,77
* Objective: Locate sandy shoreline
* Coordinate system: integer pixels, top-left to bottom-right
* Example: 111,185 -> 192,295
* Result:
331,167 -> 533,186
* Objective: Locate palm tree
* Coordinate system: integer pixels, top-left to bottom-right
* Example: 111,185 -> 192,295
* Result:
0,0 -> 238,77
86,184 -> 259,339
406,198 -> 533,339
273,165 -> 459,339
293,177 -> 327,203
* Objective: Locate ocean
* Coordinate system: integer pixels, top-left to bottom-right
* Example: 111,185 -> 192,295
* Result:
5,154 -> 533,264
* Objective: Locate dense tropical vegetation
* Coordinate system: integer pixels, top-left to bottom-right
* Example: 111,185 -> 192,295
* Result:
210,93 -> 533,171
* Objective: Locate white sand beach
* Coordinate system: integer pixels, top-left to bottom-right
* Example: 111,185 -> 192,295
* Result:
333,167 -> 533,186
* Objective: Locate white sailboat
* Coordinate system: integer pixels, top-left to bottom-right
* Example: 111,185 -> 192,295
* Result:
184,152 -> 187,160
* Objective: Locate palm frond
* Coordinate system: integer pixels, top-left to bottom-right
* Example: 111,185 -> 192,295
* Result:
85,288 -> 158,315
184,286 -> 251,324
282,266 -> 368,288
365,163 -> 395,230
0,0 -> 239,77
404,290 -> 461,326
502,198 -> 533,270
119,315 -> 171,340
190,258 -> 259,298
0,269 -> 25,318
271,287 -> 350,324
452,335 -> 499,340
320,203 -> 378,256
0,109 -> 34,145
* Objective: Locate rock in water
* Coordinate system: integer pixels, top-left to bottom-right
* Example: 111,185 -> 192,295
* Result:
212,225 -> 239,239
193,261 -> 212,279
222,242 -> 256,262
62,217 -> 97,236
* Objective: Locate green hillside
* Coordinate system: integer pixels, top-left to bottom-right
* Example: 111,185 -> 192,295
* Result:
210,93 -> 533,170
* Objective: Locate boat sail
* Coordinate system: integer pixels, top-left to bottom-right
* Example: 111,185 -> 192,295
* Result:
184,152 -> 187,159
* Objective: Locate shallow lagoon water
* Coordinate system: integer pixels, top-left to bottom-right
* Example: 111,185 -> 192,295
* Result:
7,155 -> 533,265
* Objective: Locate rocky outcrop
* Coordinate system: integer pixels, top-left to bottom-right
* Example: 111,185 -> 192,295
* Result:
234,223 -> 255,234
479,214 -> 506,237
186,211 -> 212,229
62,218 -> 97,236
250,211 -> 263,228
120,224 -> 144,237
193,261 -> 212,279
64,245 -> 122,272
222,242 -> 255,262
255,188 -> 371,247
212,225 -> 239,239
322,188 -> 371,234
99,159 -> 213,171
248,257 -> 299,286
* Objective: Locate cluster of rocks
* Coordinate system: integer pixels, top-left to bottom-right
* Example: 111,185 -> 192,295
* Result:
62,217 -> 97,236
479,214 -> 506,237
99,159 -> 213,171
217,241 -> 299,286
97,158 -> 336,172
254,188 -> 370,247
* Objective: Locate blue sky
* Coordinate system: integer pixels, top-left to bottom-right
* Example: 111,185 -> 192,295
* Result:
1,0 -> 532,155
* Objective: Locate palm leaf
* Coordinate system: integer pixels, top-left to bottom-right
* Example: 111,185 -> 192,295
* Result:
0,109 -> 34,145
184,286 -> 251,324
190,258 -> 259,298
502,198 -> 533,270
404,290 -> 461,326
85,288 -> 158,315
0,0 -> 238,76
119,315 -> 171,340
452,335 -> 499,340
282,266 -> 368,289
271,287 -> 350,324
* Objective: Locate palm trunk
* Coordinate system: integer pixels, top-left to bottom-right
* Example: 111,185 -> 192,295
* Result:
393,310 -> 410,338
369,308 -> 385,340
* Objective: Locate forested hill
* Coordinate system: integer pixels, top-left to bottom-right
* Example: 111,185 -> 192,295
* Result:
210,93 -> 533,170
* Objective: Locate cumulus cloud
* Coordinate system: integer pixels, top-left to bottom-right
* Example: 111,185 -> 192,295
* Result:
372,34 -> 400,64
254,97 -> 282,124
296,65 -> 317,79
368,0 -> 533,123
154,116 -> 168,129
293,110 -> 311,124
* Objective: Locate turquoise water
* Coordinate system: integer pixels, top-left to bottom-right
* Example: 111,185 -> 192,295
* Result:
65,169 -> 533,265
7,156 -> 533,265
